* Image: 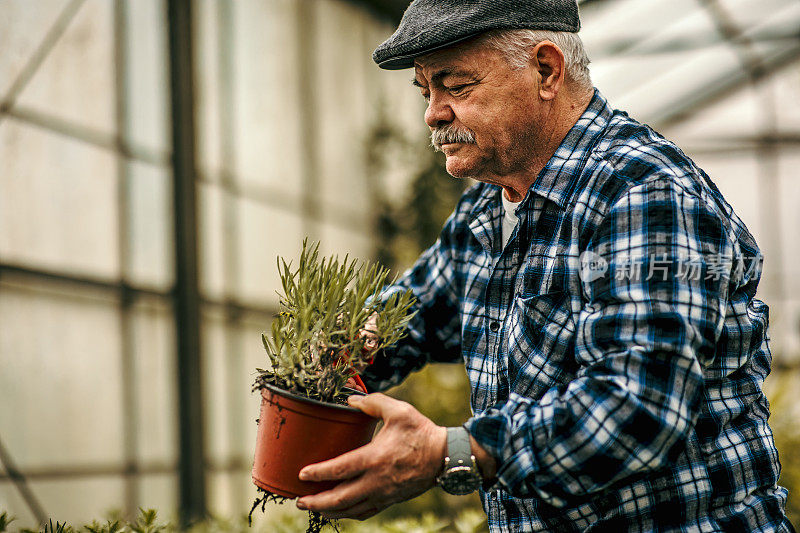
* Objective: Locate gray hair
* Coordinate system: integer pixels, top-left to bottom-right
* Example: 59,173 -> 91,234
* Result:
478,29 -> 592,89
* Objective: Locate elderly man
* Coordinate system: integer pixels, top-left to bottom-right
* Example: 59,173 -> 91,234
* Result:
296,1 -> 793,531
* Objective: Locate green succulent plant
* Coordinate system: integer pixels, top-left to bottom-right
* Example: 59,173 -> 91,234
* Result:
254,239 -> 416,404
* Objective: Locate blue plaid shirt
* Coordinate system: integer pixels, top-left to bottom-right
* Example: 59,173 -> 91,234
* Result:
361,90 -> 792,532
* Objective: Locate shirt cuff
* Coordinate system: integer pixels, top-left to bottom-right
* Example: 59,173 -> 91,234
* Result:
464,399 -> 545,496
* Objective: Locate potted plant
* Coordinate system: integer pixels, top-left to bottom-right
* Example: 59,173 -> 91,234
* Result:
250,240 -> 415,523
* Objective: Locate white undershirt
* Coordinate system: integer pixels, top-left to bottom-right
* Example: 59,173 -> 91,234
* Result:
501,192 -> 522,247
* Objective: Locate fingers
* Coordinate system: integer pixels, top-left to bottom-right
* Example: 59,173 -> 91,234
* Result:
319,500 -> 380,521
344,376 -> 366,392
299,445 -> 369,482
347,392 -> 411,420
297,479 -> 370,515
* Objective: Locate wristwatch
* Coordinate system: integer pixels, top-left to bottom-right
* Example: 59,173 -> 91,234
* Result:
437,427 -> 483,495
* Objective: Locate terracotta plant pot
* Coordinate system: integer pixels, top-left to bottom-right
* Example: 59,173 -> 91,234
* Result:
252,383 -> 379,498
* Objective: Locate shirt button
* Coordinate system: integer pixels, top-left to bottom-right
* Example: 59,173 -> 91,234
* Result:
489,321 -> 500,332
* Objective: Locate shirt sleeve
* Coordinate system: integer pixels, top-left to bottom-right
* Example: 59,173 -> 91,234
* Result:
360,213 -> 464,392
465,177 -> 733,505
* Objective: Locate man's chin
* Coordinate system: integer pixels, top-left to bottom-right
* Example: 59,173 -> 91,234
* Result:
444,157 -> 478,179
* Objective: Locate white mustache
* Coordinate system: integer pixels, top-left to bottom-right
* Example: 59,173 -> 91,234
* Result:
430,125 -> 476,151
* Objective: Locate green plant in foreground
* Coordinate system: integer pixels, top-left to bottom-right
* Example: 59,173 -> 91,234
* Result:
0,509 -> 168,533
255,240 -> 416,404
0,512 -> 12,533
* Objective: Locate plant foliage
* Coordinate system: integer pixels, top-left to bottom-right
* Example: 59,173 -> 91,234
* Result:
0,513 -> 12,533
4,509 -> 169,533
255,239 -> 416,404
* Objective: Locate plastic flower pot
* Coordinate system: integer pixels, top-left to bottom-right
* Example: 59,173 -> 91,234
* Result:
252,383 -> 379,498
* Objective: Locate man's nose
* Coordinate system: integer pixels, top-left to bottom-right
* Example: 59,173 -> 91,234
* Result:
424,94 -> 455,128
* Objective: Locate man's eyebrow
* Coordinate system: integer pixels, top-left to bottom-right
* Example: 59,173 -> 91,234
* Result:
430,68 -> 454,84
412,68 -> 476,88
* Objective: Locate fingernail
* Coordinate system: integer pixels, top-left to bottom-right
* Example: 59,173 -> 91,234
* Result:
299,469 -> 310,480
296,500 -> 308,510
348,395 -> 363,403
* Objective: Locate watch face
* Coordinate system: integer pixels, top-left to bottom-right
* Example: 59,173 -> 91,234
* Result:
439,466 -> 482,495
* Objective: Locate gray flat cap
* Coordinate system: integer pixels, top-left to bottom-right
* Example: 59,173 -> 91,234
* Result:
373,0 -> 581,70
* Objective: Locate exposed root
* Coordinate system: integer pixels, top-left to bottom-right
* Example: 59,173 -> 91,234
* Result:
249,487 -> 339,533
306,510 -> 339,533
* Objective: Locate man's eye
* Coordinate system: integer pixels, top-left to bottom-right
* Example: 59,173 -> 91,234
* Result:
446,84 -> 469,95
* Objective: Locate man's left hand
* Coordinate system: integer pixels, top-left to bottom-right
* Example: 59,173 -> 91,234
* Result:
296,393 -> 447,520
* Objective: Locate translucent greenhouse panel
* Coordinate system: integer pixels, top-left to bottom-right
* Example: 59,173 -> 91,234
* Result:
0,282 -> 124,470
314,0 -> 372,219
589,52 -> 690,113
206,471 -> 236,517
122,0 -> 169,157
198,182 -> 226,301
126,160 -> 174,291
131,300 -> 177,466
201,311 -> 274,462
208,471 -> 266,520
318,223 -> 374,263
618,45 -> 742,124
776,150 -> 800,364
618,1 -> 718,53
580,0 -> 700,55
0,0 -> 73,96
194,0 -> 223,182
769,60 -> 800,134
0,477 -> 126,529
201,311 -> 264,513
231,0 -> 304,200
15,0 -> 115,137
236,197 -> 304,307
200,308 -> 234,466
137,473 -> 179,522
660,84 -> 762,143
770,298 -> 800,366
0,119 -> 120,279
778,150 -> 800,299
29,477 -> 125,525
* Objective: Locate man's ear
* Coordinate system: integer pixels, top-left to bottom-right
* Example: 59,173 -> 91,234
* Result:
531,41 -> 565,100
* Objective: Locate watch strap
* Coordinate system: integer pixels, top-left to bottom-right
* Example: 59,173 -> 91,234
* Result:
446,426 -> 474,467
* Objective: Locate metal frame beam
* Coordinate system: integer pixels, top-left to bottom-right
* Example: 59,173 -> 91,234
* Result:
166,0 -> 206,524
